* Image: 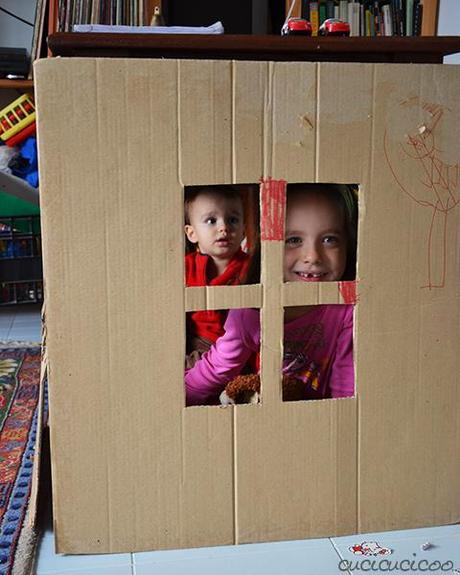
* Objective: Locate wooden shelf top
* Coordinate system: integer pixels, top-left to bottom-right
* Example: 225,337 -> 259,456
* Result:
48,33 -> 460,64
0,79 -> 34,90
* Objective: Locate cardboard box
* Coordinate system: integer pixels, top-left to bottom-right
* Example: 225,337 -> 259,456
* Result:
34,57 -> 460,554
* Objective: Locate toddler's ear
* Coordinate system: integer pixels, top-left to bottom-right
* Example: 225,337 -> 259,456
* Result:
184,224 -> 198,244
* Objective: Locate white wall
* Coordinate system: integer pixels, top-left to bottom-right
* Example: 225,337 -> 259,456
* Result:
438,0 -> 460,63
0,0 -> 36,56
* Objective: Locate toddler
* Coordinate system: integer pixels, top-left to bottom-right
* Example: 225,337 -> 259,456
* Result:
185,186 -> 250,356
185,184 -> 357,406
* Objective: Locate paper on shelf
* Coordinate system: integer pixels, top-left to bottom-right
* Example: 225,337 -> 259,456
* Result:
73,21 -> 224,34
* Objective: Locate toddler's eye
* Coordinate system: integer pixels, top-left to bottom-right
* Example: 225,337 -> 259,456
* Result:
205,217 -> 217,225
228,216 -> 240,226
285,236 -> 302,246
323,235 -> 339,245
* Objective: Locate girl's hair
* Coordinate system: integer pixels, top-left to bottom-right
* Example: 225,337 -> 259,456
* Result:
243,183 -> 358,284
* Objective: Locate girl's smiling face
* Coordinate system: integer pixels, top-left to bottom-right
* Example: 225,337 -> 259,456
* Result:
284,191 -> 347,283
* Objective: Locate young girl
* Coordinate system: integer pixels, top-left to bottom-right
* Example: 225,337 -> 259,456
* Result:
185,184 -> 357,406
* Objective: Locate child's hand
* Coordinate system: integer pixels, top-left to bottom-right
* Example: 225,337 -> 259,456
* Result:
219,390 -> 236,405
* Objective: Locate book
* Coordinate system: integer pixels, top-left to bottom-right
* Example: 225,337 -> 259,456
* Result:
319,0 -> 327,25
348,2 -> 360,36
310,1 -> 319,35
339,0 -> 348,22
392,0 -> 404,36
373,1 -> 380,35
91,0 -> 100,24
382,3 -> 393,35
326,0 -> 335,19
413,0 -> 423,35
421,0 -> 438,36
365,7 -> 374,35
406,0 -> 414,35
29,0 -> 47,77
390,0 -> 398,35
301,0 -> 310,20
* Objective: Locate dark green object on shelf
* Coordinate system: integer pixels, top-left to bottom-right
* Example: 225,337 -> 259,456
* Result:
0,171 -> 40,232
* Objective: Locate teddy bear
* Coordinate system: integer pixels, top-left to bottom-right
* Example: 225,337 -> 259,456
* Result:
220,373 -> 309,404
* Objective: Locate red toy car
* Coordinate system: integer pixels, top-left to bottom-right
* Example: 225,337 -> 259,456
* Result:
318,18 -> 350,36
281,18 -> 313,36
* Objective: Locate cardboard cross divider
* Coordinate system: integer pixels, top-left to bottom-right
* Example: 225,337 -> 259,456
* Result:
34,57 -> 460,554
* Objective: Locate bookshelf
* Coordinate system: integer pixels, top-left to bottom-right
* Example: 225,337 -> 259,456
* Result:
0,79 -> 34,91
48,33 -> 460,64
47,0 -> 162,32
285,0 -> 440,37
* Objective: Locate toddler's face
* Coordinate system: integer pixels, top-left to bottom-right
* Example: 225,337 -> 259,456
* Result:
185,192 -> 245,260
284,192 -> 347,283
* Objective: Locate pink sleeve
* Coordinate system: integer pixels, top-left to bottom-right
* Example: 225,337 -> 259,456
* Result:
185,308 -> 259,406
328,306 -> 355,399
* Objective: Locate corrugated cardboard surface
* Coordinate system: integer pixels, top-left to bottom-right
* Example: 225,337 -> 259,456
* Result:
34,58 -> 460,553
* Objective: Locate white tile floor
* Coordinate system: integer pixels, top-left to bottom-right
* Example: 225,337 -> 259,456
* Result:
2,306 -> 460,575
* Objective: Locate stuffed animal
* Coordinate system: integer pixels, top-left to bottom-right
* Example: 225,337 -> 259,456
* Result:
220,373 -> 309,404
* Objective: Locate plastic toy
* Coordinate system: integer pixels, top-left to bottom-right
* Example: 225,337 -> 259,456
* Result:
281,18 -> 313,36
0,94 -> 36,142
319,18 -> 351,36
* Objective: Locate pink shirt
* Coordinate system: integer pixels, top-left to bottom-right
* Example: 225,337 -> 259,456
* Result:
185,305 -> 354,406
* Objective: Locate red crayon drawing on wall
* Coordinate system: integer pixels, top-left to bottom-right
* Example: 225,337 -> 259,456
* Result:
384,96 -> 460,289
260,178 -> 287,241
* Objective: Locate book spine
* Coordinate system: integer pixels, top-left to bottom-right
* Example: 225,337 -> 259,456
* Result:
406,0 -> 414,35
373,1 -> 380,35
58,0 -> 67,31
421,0 -> 438,36
350,2 -> 360,36
413,0 -> 423,35
391,0 -> 398,35
382,4 -> 393,35
310,1 -> 319,34
301,0 -> 310,20
348,2 -> 353,30
339,0 -> 348,21
394,0 -> 405,36
326,0 -> 335,18
90,0 -> 97,23
319,0 -> 327,25
365,8 -> 371,35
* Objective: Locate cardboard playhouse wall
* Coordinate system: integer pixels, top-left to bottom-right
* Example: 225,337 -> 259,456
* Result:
34,57 -> 460,554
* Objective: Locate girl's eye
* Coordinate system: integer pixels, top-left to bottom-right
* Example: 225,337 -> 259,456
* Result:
323,235 -> 339,245
285,236 -> 302,246
228,217 -> 240,226
205,217 -> 216,225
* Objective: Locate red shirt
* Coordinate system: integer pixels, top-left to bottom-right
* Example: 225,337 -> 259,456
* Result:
185,249 -> 250,344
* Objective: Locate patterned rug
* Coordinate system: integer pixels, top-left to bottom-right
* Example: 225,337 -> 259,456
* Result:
0,346 -> 42,575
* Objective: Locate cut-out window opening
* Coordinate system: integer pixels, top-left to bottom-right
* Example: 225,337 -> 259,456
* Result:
281,182 -> 358,402
185,307 -> 260,407
283,183 -> 358,284
282,304 -> 355,402
183,184 -> 260,287
184,182 -> 358,407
